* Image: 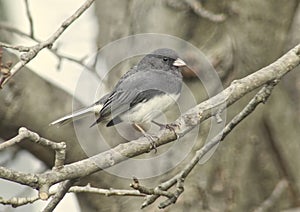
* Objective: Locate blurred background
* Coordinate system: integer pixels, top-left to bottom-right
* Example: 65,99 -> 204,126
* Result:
0,0 -> 300,211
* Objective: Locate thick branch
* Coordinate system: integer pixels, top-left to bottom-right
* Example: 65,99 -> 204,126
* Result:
0,43 -> 299,205
141,80 -> 279,208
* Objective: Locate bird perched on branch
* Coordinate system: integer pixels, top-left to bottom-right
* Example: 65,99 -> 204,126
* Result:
50,48 -> 186,150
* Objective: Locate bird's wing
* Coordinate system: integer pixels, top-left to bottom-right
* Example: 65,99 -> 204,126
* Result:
92,67 -> 179,126
105,89 -> 165,126
129,89 -> 165,107
90,93 -> 111,111
99,68 -> 166,117
99,89 -> 140,120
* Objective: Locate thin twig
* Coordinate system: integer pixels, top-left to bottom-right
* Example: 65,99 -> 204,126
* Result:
253,179 -> 289,212
70,184 -> 145,197
42,180 -> 74,212
0,195 -> 40,207
0,42 -> 30,52
0,129 -> 25,150
0,0 -> 95,87
0,127 -> 66,198
0,128 -> 66,169
24,0 -> 34,38
130,177 -> 173,198
0,22 -> 96,73
0,184 -> 145,207
184,0 -> 226,22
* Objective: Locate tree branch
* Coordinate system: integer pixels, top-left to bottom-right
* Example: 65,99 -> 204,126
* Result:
35,43 -> 298,188
166,0 -> 226,22
69,184 -> 145,197
0,0 -> 95,87
0,22 -> 96,73
42,180 -> 75,212
253,179 -> 289,212
184,0 -> 226,22
24,0 -> 34,38
0,42 -> 30,52
130,177 -> 173,198
140,80 -> 280,209
0,127 -> 66,170
0,127 -> 66,196
0,43 -> 299,208
0,184 -> 145,207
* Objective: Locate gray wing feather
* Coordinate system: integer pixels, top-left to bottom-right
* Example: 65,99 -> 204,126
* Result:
100,89 -> 139,119
99,68 -> 180,121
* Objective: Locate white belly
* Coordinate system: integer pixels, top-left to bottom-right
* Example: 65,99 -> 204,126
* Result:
120,93 -> 180,124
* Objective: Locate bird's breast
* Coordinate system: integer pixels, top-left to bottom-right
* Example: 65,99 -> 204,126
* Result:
120,93 -> 180,124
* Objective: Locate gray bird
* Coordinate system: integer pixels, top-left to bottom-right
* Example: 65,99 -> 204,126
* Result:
50,48 -> 186,146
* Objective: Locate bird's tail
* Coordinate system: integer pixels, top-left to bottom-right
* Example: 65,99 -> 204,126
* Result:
49,104 -> 102,127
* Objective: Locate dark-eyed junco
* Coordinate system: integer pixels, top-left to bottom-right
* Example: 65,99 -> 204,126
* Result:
50,48 -> 186,148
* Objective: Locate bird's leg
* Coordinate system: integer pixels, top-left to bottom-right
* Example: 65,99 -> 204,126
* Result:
151,120 -> 166,130
151,120 -> 179,137
133,123 -> 158,153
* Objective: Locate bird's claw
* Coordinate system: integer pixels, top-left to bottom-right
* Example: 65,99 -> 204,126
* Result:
165,123 -> 178,132
152,121 -> 179,133
151,121 -> 179,140
144,133 -> 158,153
151,120 -> 167,130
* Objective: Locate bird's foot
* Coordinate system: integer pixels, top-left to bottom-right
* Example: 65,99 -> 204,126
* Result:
165,123 -> 179,132
151,121 -> 179,137
143,133 -> 158,153
151,120 -> 166,130
133,123 -> 159,153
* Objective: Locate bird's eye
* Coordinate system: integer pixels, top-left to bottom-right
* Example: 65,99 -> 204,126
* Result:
163,57 -> 168,62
